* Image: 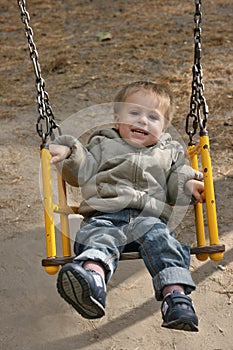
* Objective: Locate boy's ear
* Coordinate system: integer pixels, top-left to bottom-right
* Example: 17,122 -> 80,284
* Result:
114,114 -> 120,129
162,119 -> 170,132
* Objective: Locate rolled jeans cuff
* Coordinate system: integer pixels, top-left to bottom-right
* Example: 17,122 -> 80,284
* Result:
74,248 -> 118,283
153,266 -> 196,301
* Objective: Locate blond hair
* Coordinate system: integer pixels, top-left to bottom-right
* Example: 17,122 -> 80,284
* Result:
113,81 -> 175,125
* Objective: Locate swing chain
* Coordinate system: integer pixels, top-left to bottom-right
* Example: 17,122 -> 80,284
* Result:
17,0 -> 60,144
186,0 -> 209,144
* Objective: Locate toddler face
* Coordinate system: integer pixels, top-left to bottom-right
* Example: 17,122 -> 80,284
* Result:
114,90 -> 167,147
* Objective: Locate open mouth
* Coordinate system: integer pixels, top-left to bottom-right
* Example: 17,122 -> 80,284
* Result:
131,128 -> 148,136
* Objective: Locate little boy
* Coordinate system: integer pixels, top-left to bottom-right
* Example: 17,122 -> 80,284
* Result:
49,81 -> 204,331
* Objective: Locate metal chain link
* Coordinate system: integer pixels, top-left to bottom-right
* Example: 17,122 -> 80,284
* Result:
17,0 -> 60,144
186,0 -> 209,144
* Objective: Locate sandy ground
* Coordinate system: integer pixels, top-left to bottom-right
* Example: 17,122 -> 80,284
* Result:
1,1 -> 233,349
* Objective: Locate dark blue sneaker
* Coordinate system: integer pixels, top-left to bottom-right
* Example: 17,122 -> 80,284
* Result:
161,291 -> 198,332
57,263 -> 106,319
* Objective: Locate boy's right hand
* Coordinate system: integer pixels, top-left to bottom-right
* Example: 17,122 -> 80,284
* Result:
49,144 -> 71,164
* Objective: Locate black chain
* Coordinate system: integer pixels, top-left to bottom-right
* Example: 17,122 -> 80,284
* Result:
17,0 -> 60,144
186,0 -> 209,144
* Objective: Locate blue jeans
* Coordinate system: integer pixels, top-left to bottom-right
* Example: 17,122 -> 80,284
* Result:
74,209 -> 196,300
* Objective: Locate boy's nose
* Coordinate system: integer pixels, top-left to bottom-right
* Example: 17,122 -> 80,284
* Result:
138,114 -> 148,124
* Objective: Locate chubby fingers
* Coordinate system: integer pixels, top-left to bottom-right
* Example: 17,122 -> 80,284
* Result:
185,179 -> 205,203
49,144 -> 71,164
193,188 -> 204,203
192,181 -> 205,203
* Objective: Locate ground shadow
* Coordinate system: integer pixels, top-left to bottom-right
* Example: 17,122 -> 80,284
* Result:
30,246 -> 233,350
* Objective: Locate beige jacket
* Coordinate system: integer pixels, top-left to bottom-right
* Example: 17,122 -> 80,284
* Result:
54,128 -> 203,223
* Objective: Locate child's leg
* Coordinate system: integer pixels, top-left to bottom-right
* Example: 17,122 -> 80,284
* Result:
130,216 -> 195,299
73,212 -> 128,282
83,260 -> 106,280
57,212 -> 127,319
129,215 -> 198,331
162,284 -> 184,297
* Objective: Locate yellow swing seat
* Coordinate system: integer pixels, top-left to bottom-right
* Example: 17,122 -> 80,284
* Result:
40,141 -> 225,275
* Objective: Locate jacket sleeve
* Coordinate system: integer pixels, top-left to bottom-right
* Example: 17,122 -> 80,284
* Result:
51,134 -> 102,187
166,142 -> 203,205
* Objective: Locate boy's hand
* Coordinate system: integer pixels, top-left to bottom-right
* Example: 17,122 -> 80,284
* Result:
49,144 -> 71,164
185,179 -> 205,203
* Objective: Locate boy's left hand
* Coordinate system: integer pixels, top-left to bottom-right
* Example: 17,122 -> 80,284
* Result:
185,179 -> 205,203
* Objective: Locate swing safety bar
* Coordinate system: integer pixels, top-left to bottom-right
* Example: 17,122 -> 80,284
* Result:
186,133 -> 225,262
41,143 -> 225,275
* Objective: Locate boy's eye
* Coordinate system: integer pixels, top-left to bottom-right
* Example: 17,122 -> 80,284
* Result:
130,110 -> 140,116
149,114 -> 159,121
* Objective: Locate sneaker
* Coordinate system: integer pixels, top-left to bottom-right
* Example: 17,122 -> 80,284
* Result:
161,291 -> 198,332
57,263 -> 106,319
